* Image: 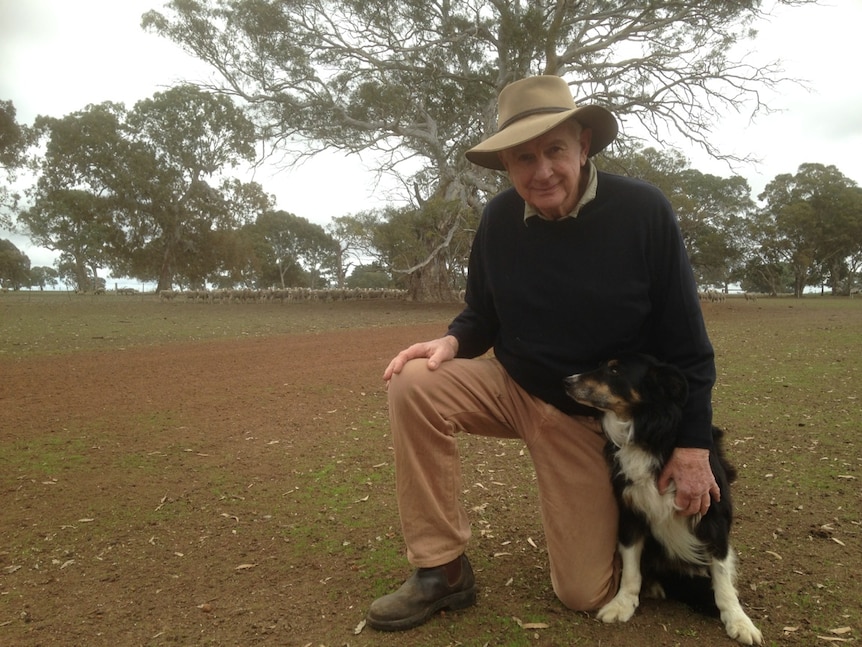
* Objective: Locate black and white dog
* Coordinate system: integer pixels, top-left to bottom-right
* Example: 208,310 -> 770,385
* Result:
564,354 -> 762,645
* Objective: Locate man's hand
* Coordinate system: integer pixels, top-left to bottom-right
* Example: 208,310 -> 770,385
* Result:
657,447 -> 720,517
383,335 -> 459,383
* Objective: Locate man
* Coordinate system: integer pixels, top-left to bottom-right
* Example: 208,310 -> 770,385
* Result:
366,75 -> 718,631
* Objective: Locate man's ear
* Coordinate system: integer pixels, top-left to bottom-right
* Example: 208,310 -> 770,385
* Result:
580,128 -> 593,164
498,151 -> 509,172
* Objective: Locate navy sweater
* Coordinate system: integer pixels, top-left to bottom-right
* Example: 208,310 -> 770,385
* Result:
447,171 -> 716,449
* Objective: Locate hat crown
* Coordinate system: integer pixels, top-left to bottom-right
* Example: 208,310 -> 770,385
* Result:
465,74 -> 618,170
497,76 -> 577,130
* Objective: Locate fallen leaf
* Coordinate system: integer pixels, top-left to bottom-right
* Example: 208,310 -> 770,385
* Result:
353,618 -> 366,635
234,563 -> 256,571
765,550 -> 782,560
527,537 -> 537,549
830,628 -> 852,635
493,552 -> 512,558
512,616 -> 549,630
831,537 -> 846,546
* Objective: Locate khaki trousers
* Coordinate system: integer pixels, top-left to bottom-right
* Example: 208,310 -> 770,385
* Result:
388,357 -> 620,611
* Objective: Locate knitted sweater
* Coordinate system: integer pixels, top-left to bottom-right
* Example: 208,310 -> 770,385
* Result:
447,171 -> 716,449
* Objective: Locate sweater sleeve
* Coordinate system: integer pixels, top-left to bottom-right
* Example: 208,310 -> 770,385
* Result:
646,194 -> 716,449
446,205 -> 499,358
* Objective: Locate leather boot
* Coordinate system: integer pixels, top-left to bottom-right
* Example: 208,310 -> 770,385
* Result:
366,554 -> 477,631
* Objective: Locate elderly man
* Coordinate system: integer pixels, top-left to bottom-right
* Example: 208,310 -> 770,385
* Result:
366,75 -> 718,631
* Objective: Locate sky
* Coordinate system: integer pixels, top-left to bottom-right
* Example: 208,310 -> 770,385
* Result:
2,0 -> 862,272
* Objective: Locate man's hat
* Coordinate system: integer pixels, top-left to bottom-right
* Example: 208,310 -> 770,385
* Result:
465,75 -> 618,171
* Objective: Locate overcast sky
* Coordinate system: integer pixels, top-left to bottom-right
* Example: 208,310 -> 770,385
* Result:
2,0 -> 862,269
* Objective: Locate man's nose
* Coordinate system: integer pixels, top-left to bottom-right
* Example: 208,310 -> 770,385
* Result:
534,155 -> 553,180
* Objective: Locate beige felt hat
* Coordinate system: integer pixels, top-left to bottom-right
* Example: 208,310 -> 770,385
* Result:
465,75 -> 618,170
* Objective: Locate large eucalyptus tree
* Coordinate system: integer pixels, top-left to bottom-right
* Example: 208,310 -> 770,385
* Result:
144,0 -> 814,298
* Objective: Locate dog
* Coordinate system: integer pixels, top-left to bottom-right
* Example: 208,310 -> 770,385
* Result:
563,354 -> 762,645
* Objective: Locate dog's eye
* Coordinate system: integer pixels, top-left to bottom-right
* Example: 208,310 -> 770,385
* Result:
608,366 -> 619,376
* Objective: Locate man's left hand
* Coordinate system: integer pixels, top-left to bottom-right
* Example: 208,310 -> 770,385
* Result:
657,447 -> 720,516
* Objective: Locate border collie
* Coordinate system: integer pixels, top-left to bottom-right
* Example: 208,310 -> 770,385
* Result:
564,354 -> 762,645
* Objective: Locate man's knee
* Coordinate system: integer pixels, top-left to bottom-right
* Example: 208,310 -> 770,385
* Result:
388,358 -> 434,401
554,575 -> 617,612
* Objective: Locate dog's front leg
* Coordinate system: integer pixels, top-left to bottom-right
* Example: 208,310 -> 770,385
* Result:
710,549 -> 763,645
597,539 -> 643,623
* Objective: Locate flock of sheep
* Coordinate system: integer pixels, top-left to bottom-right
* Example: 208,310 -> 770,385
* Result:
156,286 -> 409,303
698,290 -> 766,303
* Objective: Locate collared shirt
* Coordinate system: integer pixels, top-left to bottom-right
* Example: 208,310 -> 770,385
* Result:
523,159 -> 598,222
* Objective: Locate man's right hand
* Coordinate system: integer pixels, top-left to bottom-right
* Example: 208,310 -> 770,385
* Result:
383,335 -> 459,383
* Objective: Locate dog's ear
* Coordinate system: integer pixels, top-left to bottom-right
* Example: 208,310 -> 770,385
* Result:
651,362 -> 689,407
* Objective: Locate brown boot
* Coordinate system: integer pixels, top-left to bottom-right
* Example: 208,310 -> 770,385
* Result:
366,555 -> 477,631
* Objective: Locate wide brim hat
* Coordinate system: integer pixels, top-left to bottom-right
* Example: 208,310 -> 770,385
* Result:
466,75 -> 618,171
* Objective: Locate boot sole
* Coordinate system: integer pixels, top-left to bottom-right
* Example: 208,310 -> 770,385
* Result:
366,586 -> 477,631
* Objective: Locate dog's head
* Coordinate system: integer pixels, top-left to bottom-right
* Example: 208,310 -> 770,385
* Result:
564,354 -> 688,447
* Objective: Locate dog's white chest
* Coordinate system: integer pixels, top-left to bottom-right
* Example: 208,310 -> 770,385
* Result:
615,445 -> 707,565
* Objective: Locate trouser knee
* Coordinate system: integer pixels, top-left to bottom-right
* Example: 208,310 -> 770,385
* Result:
388,358 -> 431,404
553,577 -> 616,612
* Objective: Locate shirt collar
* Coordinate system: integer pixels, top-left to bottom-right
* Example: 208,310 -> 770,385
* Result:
524,159 -> 598,222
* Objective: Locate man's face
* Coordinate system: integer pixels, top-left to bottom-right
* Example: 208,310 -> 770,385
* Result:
499,121 -> 592,220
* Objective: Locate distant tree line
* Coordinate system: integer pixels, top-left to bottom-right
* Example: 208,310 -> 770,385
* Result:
3,1 -> 861,297
2,95 -> 861,297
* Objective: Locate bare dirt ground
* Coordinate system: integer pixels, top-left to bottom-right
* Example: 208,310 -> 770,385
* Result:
1,299 -> 859,646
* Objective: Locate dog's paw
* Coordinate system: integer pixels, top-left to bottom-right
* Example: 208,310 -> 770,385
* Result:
723,613 -> 763,645
596,593 -> 639,623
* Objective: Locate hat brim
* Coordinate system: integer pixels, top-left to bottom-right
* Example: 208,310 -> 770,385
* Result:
465,105 -> 618,171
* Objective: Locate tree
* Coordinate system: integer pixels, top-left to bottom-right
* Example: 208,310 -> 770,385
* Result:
121,85 -> 263,290
20,103 -> 128,291
0,238 -> 31,289
143,0 -> 813,300
604,147 -> 753,290
373,198 -> 476,300
327,211 -> 390,288
0,100 -> 31,229
756,164 -> 862,297
21,87 -> 268,292
251,210 -> 338,288
346,263 -> 392,289
28,265 -> 59,290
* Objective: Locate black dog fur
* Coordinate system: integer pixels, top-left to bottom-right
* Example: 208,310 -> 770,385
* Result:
564,354 -> 762,645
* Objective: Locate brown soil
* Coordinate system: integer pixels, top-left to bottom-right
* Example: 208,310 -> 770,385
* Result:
1,308 -> 858,646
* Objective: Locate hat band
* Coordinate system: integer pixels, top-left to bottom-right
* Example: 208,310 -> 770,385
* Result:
498,106 -> 571,131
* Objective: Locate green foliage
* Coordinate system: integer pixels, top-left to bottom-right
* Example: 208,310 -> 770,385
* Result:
250,209 -> 339,288
20,88 -> 269,292
0,238 -> 30,289
603,147 -> 754,290
0,101 -> 31,229
346,264 -> 392,289
373,198 -> 475,300
752,164 -> 862,296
